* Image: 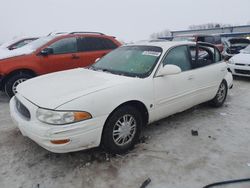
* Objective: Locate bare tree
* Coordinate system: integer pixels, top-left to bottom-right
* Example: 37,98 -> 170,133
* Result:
150,29 -> 171,39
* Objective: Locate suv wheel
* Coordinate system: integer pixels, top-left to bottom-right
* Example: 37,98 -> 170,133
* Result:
102,105 -> 142,154
5,73 -> 33,97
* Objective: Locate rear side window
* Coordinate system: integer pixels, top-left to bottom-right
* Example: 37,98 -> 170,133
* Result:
189,46 -> 213,68
163,46 -> 191,71
49,37 -> 77,54
189,44 -> 221,69
77,37 -> 118,52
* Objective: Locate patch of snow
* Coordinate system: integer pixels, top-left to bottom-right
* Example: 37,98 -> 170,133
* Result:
0,46 -> 34,60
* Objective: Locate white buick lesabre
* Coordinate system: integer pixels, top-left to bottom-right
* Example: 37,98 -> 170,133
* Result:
10,41 -> 233,154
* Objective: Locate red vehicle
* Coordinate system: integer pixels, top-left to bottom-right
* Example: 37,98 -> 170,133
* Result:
0,32 -> 121,97
173,34 -> 224,52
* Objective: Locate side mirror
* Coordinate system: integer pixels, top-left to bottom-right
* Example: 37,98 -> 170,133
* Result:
95,58 -> 100,63
40,48 -> 53,56
157,64 -> 181,77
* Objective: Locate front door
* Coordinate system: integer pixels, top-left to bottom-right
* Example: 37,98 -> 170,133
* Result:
153,45 -> 197,121
39,37 -> 80,74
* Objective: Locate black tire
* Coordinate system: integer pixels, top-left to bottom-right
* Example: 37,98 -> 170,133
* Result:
4,73 -> 33,98
102,105 -> 142,154
209,80 -> 228,107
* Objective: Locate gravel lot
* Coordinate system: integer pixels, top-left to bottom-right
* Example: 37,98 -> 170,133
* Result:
1,77 -> 250,188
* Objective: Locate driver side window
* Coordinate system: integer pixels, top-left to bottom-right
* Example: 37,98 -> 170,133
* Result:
163,46 -> 191,71
49,37 -> 77,54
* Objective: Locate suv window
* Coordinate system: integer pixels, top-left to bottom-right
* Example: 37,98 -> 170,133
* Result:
163,46 -> 191,71
49,37 -> 77,54
77,37 -> 118,52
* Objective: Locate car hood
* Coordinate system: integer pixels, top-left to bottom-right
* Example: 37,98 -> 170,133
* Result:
0,46 -> 33,60
17,68 -> 133,109
231,53 -> 250,65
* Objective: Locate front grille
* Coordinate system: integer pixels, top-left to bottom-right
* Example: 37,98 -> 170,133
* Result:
235,69 -> 250,75
15,98 -> 31,120
235,63 -> 246,66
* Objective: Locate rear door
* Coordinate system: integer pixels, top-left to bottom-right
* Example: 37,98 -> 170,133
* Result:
187,43 -> 226,104
76,37 -> 118,67
38,37 -> 80,73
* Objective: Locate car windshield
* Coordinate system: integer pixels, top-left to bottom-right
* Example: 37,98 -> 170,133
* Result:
24,35 -> 57,50
91,45 -> 162,78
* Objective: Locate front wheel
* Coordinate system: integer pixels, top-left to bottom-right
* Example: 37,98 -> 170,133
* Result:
102,105 -> 142,154
4,73 -> 33,98
209,80 -> 228,107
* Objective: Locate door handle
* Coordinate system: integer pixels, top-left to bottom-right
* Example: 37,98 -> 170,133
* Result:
72,54 -> 80,59
188,75 -> 194,80
220,68 -> 226,72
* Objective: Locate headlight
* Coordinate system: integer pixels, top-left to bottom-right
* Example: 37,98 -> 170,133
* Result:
228,58 -> 234,64
36,108 -> 92,125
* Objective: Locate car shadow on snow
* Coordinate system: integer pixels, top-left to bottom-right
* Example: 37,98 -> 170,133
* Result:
0,91 -> 9,103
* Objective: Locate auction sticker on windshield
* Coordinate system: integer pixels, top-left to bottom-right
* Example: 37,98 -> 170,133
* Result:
142,51 -> 161,57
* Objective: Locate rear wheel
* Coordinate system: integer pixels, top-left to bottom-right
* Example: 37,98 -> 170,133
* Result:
4,73 -> 33,97
102,105 -> 142,154
209,80 -> 228,107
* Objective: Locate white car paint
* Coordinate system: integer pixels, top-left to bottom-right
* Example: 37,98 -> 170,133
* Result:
9,41 -> 233,153
228,52 -> 250,77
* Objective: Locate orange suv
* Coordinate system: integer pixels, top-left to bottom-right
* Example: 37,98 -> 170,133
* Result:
0,32 -> 121,97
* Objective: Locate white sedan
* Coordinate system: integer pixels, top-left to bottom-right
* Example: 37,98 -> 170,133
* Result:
228,45 -> 250,77
10,41 -> 233,154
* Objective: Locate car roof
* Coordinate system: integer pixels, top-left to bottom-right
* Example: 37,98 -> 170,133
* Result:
126,40 -> 196,51
48,31 -> 113,38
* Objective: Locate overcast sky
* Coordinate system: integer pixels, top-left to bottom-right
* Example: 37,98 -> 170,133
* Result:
0,0 -> 250,43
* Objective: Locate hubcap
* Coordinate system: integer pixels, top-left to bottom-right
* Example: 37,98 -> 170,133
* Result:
12,78 -> 27,94
113,114 -> 137,146
216,83 -> 226,103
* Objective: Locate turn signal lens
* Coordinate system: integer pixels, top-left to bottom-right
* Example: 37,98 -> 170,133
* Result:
50,139 -> 70,145
74,112 -> 92,121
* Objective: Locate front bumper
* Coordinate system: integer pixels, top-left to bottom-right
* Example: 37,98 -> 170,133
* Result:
228,64 -> 250,77
9,94 -> 108,153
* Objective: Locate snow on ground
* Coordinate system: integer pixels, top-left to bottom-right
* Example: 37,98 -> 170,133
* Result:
0,78 -> 250,188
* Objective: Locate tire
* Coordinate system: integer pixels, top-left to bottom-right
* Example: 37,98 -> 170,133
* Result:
209,80 -> 228,107
102,105 -> 142,154
4,73 -> 33,98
